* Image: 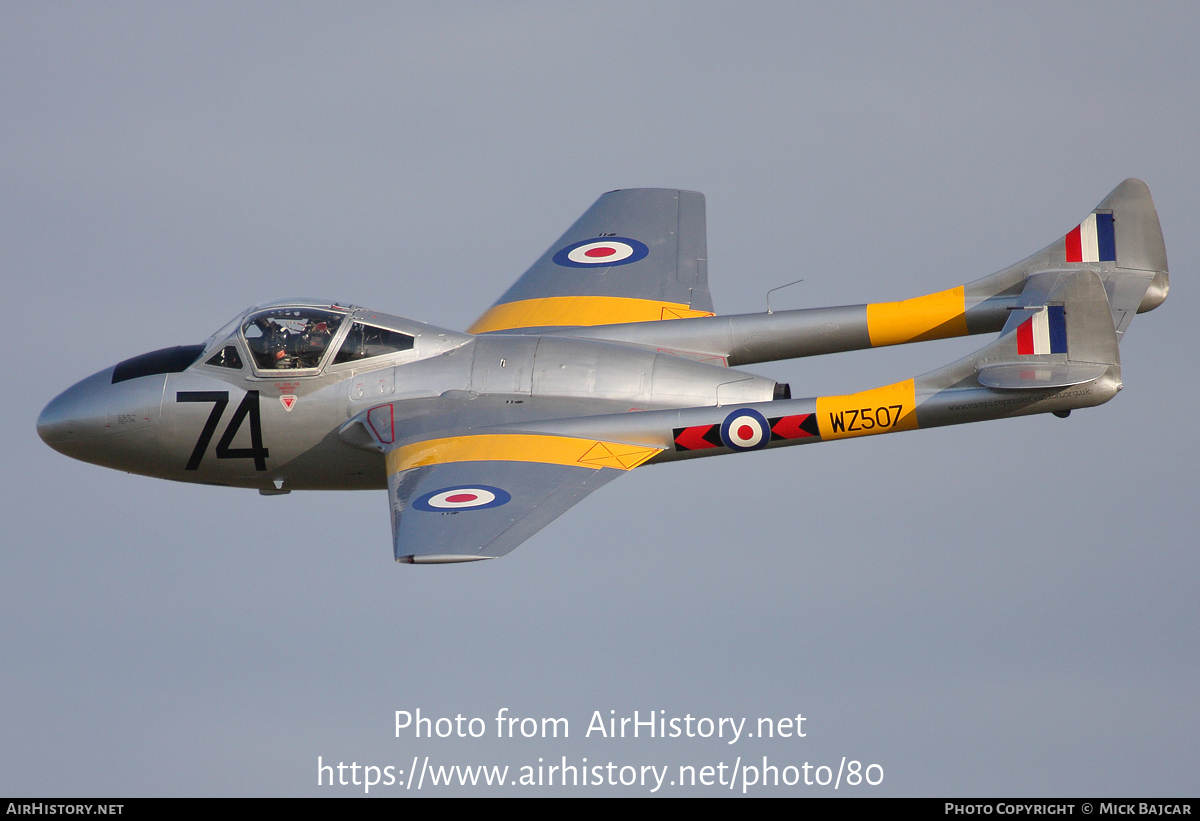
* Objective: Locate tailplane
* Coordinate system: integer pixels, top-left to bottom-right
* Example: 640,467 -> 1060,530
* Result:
916,268 -> 1122,425
973,269 -> 1119,391
964,178 -> 1168,340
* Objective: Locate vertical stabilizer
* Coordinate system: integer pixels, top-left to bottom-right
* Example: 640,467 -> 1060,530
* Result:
963,178 -> 1168,338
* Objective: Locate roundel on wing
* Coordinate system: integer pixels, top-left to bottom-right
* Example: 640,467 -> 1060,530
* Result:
720,408 -> 770,452
552,237 -> 650,268
412,485 -> 512,512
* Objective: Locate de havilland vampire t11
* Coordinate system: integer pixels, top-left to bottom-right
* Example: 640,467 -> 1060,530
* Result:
38,181 -> 1169,563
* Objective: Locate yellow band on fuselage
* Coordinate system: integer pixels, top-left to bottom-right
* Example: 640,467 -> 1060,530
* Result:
866,286 -> 967,347
816,379 -> 918,441
467,296 -> 714,334
387,434 -> 662,474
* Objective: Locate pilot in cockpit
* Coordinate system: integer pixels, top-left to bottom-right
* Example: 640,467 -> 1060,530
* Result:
242,307 -> 345,371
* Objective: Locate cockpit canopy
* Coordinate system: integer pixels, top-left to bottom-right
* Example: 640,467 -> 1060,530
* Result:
204,301 -> 422,375
332,321 -> 415,364
241,306 -> 347,371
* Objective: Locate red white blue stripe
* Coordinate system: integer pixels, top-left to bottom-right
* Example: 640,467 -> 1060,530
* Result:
1016,306 -> 1067,356
1065,213 -> 1116,263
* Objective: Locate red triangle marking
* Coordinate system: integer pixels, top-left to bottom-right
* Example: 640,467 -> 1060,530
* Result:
674,425 -> 720,450
770,414 -> 816,440
280,395 -> 297,411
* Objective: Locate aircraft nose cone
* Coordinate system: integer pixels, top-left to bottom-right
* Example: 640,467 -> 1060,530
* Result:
36,397 -> 65,447
37,369 -> 114,453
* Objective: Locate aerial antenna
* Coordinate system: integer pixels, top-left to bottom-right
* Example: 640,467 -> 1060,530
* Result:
766,279 -> 804,314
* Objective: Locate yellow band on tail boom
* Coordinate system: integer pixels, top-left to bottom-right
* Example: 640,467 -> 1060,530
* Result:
866,286 -> 968,347
816,379 -> 918,441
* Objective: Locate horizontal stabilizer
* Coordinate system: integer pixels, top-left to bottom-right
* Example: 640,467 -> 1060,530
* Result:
976,362 -> 1108,390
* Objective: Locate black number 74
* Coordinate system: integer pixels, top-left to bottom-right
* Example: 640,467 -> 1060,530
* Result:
176,391 -> 270,471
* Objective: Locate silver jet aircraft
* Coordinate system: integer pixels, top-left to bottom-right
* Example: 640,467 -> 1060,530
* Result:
38,180 -> 1169,563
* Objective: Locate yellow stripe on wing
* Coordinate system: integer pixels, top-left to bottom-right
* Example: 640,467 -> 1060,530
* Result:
387,434 -> 662,475
467,296 -> 714,334
866,286 -> 968,347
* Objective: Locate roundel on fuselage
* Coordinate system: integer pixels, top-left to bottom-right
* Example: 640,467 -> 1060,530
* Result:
720,408 -> 770,452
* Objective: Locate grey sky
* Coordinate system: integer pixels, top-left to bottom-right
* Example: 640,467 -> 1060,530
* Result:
3,3 -> 1197,795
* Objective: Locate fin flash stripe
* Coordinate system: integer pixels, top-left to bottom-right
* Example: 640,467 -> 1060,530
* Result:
866,286 -> 968,347
388,434 -> 662,474
468,296 -> 714,334
1016,305 -> 1067,356
1065,213 -> 1116,263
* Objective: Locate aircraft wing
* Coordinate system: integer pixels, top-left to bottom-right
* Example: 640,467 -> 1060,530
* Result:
383,428 -> 662,563
467,189 -> 715,334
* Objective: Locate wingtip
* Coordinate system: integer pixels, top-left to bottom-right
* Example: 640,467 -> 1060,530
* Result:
396,554 -> 495,565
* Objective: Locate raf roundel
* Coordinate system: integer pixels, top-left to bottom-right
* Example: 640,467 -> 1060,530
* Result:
413,485 -> 512,512
552,237 -> 650,268
720,408 -> 770,452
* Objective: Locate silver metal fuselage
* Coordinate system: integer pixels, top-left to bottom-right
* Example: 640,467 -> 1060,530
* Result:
37,303 -> 779,491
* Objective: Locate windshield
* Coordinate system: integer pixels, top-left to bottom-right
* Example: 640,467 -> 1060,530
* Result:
241,307 -> 347,371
